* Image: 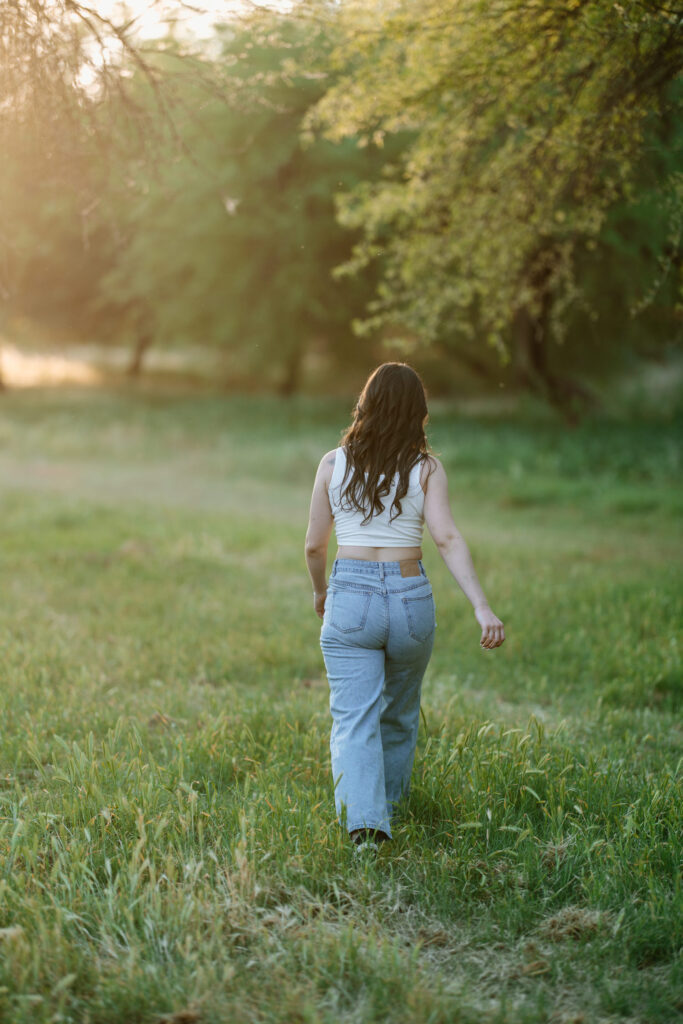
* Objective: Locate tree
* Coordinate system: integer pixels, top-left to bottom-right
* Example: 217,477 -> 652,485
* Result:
305,0 -> 683,418
0,1 -> 217,386
97,11 -> 391,391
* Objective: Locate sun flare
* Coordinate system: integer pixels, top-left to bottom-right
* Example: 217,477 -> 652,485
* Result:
89,0 -> 287,40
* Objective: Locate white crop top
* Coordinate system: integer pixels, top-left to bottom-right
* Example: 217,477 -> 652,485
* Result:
328,447 -> 425,547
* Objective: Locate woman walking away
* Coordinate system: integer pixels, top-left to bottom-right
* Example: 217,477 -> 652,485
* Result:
305,363 -> 505,852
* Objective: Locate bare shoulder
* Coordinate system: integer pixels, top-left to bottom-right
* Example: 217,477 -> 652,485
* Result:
317,448 -> 338,482
420,454 -> 443,491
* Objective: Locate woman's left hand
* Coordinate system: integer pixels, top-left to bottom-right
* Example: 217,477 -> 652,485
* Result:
475,605 -> 505,649
314,590 -> 327,619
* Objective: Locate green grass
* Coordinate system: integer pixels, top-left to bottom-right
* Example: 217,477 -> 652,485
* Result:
0,389 -> 680,1023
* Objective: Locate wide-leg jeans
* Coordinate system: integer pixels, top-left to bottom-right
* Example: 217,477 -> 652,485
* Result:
320,559 -> 435,838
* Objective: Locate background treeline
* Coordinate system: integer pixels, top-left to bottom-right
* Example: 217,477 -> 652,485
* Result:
1,0 -> 681,415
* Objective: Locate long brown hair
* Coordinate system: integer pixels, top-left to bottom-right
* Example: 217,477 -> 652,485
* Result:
339,363 -> 431,524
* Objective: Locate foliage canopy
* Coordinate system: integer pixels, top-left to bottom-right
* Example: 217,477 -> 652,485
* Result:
0,1 -> 681,410
306,0 -> 683,413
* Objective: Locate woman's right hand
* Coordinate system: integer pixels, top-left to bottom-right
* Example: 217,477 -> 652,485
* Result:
314,590 -> 327,619
475,605 -> 505,649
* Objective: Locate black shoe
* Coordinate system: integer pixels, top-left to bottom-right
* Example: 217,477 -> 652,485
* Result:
351,828 -> 390,847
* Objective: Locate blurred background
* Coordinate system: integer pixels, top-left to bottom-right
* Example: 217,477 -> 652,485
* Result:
0,14 -> 681,1018
0,0 -> 681,416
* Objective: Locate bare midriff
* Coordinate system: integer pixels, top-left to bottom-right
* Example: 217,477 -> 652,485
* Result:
336,545 -> 423,562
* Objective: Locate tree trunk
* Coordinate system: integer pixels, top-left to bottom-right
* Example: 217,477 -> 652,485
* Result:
127,332 -> 152,377
513,259 -> 600,424
513,304 -> 600,425
278,343 -> 304,396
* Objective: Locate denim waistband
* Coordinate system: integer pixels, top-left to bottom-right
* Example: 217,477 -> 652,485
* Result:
332,558 -> 427,578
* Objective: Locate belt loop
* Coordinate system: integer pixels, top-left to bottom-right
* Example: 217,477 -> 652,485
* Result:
332,561 -> 337,577
378,562 -> 384,581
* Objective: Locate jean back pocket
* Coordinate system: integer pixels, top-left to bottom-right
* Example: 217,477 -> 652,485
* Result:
402,593 -> 435,642
329,587 -> 372,633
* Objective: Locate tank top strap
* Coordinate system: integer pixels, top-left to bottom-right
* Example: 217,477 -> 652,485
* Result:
329,447 -> 347,490
407,456 -> 424,494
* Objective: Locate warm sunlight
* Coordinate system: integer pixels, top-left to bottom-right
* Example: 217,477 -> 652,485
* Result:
2,3 -> 680,1018
89,0 -> 290,40
74,2 -> 279,91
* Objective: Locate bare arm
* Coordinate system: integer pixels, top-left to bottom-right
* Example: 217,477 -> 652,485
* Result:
305,451 -> 335,618
423,458 -> 505,649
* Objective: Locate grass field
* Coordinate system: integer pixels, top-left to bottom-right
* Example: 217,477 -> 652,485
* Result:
0,389 -> 680,1024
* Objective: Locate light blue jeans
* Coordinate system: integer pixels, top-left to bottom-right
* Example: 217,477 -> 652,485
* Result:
320,559 -> 436,838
